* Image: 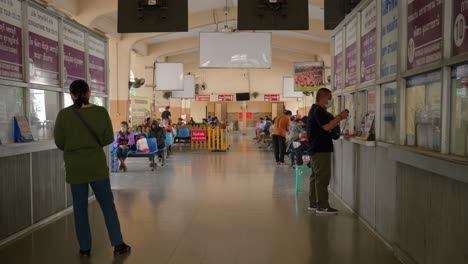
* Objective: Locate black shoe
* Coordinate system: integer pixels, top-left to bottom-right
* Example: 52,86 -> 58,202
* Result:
79,249 -> 91,257
307,203 -> 318,211
316,207 -> 339,215
114,243 -> 131,256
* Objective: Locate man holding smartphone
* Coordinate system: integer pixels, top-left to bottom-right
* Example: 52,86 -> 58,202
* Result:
307,88 -> 349,215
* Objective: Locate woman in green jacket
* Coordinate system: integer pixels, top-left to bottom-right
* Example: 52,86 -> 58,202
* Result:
54,80 -> 131,257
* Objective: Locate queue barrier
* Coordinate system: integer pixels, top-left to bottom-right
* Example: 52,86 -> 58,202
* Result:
191,126 -> 230,152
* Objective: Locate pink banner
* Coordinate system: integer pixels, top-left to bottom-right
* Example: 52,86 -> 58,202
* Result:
218,94 -> 233,101
264,94 -> 280,101
453,0 -> 468,56
196,95 -> 210,101
28,6 -> 59,85
191,130 -> 207,142
63,24 -> 85,88
0,0 -> 23,80
407,0 -> 443,70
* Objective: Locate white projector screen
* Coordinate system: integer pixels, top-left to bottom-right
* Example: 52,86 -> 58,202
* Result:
199,32 -> 272,68
155,63 -> 184,91
172,75 -> 195,99
283,77 -> 303,98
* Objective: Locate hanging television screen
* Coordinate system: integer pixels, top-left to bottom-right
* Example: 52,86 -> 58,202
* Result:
237,0 -> 309,30
118,0 -> 188,33
236,93 -> 250,101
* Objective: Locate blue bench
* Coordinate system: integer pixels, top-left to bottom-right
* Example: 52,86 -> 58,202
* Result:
175,127 -> 191,143
166,132 -> 174,156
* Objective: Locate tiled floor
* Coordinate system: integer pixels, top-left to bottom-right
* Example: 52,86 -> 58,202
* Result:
0,133 -> 400,264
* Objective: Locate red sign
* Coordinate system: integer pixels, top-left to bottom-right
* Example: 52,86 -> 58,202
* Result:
407,0 -> 443,70
453,0 -> 468,56
218,94 -> 233,101
195,95 -> 210,101
264,94 -> 280,101
191,130 -> 206,142
239,112 -> 253,119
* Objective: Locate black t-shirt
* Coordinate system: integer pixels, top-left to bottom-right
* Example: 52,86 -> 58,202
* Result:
307,104 -> 334,153
161,110 -> 171,119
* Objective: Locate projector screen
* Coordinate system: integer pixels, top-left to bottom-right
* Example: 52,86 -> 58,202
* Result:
172,75 -> 195,98
199,32 -> 272,69
283,77 -> 303,98
155,63 -> 184,91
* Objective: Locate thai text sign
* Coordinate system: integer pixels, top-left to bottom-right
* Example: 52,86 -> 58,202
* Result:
218,94 -> 233,101
345,17 -> 358,87
63,23 -> 85,87
195,95 -> 210,101
453,0 -> 468,55
407,0 -> 443,70
334,30 -> 344,90
88,35 -> 106,93
0,0 -> 23,80
361,1 -> 377,83
191,129 -> 207,142
264,94 -> 280,101
381,0 -> 398,77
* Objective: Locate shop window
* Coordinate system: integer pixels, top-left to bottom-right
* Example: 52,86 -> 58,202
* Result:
0,86 -> 25,144
30,89 -> 60,141
406,71 -> 442,151
90,96 -> 105,107
381,82 -> 398,144
450,64 -> 468,157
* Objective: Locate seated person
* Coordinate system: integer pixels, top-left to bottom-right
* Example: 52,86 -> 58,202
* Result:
113,121 -> 135,172
177,118 -> 186,126
211,116 -> 221,126
287,118 -> 302,150
292,116 -> 310,166
256,118 -> 273,144
162,119 -> 177,138
148,120 -> 166,150
254,118 -> 266,140
144,117 -> 151,129
187,117 -> 196,125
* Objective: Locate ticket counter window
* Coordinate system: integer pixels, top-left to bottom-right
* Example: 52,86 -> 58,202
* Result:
381,82 -> 398,144
406,71 -> 442,151
451,65 -> 468,158
343,93 -> 356,135
0,86 -> 25,144
30,89 -> 60,141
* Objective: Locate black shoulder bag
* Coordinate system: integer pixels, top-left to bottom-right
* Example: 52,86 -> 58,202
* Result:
72,107 -> 103,147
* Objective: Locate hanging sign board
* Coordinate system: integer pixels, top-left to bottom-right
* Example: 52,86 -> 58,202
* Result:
191,130 -> 207,142
218,94 -> 234,101
360,1 -> 377,83
264,94 -> 280,101
407,0 -> 443,70
195,95 -> 210,102
453,0 -> 468,56
14,116 -> 33,142
293,62 -> 323,91
0,0 -> 23,80
88,35 -> 106,93
63,23 -> 85,88
381,0 -> 398,77
333,30 -> 344,91
130,96 -> 151,125
28,5 -> 59,86
345,17 -> 358,87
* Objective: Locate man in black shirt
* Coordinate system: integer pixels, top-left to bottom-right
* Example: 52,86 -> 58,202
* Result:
307,88 -> 349,215
161,106 -> 171,121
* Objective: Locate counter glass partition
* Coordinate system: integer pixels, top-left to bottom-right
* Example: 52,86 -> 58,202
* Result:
381,82 -> 398,144
0,86 -> 25,144
405,71 -> 442,151
450,64 -> 468,157
30,89 -> 60,141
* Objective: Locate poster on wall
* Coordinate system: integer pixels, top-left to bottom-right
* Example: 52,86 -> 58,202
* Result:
195,95 -> 210,102
407,0 -> 443,70
453,0 -> 468,56
88,35 -> 106,93
264,94 -> 280,101
130,96 -> 151,125
63,23 -> 85,88
28,6 -> 59,85
293,62 -> 323,91
345,17 -> 358,87
0,0 -> 23,80
381,0 -> 398,77
333,30 -> 344,91
360,1 -> 377,83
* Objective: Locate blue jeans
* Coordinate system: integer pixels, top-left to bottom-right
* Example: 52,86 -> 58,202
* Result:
70,178 -> 123,251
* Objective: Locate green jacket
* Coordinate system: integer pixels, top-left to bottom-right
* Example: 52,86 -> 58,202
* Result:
54,105 -> 114,184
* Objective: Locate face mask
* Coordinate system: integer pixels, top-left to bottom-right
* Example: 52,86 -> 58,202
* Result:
326,99 -> 333,109
120,127 -> 127,133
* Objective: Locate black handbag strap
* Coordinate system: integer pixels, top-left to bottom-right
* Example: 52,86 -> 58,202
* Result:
72,107 -> 103,147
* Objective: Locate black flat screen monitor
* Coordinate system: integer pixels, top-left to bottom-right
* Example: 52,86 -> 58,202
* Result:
236,93 -> 250,101
238,0 -> 309,30
118,0 -> 188,33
